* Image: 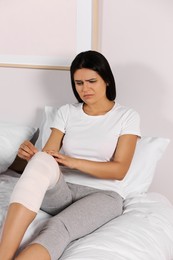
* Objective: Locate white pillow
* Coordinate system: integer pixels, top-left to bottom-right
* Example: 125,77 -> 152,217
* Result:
36,106 -> 170,197
0,122 -> 36,174
122,136 -> 170,198
35,106 -> 57,150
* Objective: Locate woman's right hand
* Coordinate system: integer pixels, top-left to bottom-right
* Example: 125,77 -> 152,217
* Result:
18,140 -> 38,161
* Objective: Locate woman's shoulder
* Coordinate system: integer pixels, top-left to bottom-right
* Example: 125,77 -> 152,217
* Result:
58,102 -> 81,110
57,103 -> 82,115
114,102 -> 140,122
115,102 -> 139,115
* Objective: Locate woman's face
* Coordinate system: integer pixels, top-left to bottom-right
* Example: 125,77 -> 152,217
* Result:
74,68 -> 108,104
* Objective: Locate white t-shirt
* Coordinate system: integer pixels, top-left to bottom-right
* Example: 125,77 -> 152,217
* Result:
51,102 -> 141,198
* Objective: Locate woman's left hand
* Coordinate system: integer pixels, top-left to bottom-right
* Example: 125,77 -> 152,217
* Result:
47,151 -> 77,169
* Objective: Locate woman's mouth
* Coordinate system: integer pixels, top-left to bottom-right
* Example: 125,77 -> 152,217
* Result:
83,94 -> 94,99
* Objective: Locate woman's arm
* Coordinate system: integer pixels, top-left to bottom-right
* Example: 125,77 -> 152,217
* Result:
42,128 -> 64,152
51,134 -> 138,180
18,128 -> 64,161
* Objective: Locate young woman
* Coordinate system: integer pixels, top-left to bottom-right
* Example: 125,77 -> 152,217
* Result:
0,50 -> 140,260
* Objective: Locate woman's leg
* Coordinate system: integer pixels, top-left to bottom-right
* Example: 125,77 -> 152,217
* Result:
14,174 -> 75,260
0,204 -> 36,260
0,152 -> 60,260
19,189 -> 123,260
15,244 -> 50,260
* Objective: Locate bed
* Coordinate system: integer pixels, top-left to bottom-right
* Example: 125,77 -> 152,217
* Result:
0,106 -> 173,260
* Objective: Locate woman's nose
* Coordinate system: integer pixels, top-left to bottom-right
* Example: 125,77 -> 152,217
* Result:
82,82 -> 89,91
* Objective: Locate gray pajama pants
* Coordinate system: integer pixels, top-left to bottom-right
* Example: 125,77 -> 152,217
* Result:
30,173 -> 123,260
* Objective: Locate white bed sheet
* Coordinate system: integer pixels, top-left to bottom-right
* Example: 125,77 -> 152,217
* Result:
1,172 -> 173,260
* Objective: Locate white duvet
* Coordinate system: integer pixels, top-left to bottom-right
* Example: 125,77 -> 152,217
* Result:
1,173 -> 173,260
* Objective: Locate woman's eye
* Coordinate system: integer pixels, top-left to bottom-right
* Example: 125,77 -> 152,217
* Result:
89,80 -> 96,83
75,81 -> 83,86
75,80 -> 96,85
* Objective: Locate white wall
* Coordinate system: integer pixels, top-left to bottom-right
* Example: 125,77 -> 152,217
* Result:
99,0 -> 173,202
0,0 -> 172,203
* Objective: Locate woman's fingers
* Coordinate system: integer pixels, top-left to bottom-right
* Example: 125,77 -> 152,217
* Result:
18,140 -> 38,161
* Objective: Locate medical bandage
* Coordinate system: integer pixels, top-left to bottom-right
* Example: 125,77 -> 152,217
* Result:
10,152 -> 60,213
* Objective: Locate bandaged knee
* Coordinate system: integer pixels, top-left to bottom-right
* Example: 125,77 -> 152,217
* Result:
10,151 -> 60,213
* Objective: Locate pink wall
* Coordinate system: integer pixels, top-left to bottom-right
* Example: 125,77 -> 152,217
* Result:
0,0 -> 77,58
0,0 -> 173,203
0,67 -> 75,126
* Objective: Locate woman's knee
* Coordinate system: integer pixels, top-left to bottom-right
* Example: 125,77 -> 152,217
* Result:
10,152 -> 61,213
